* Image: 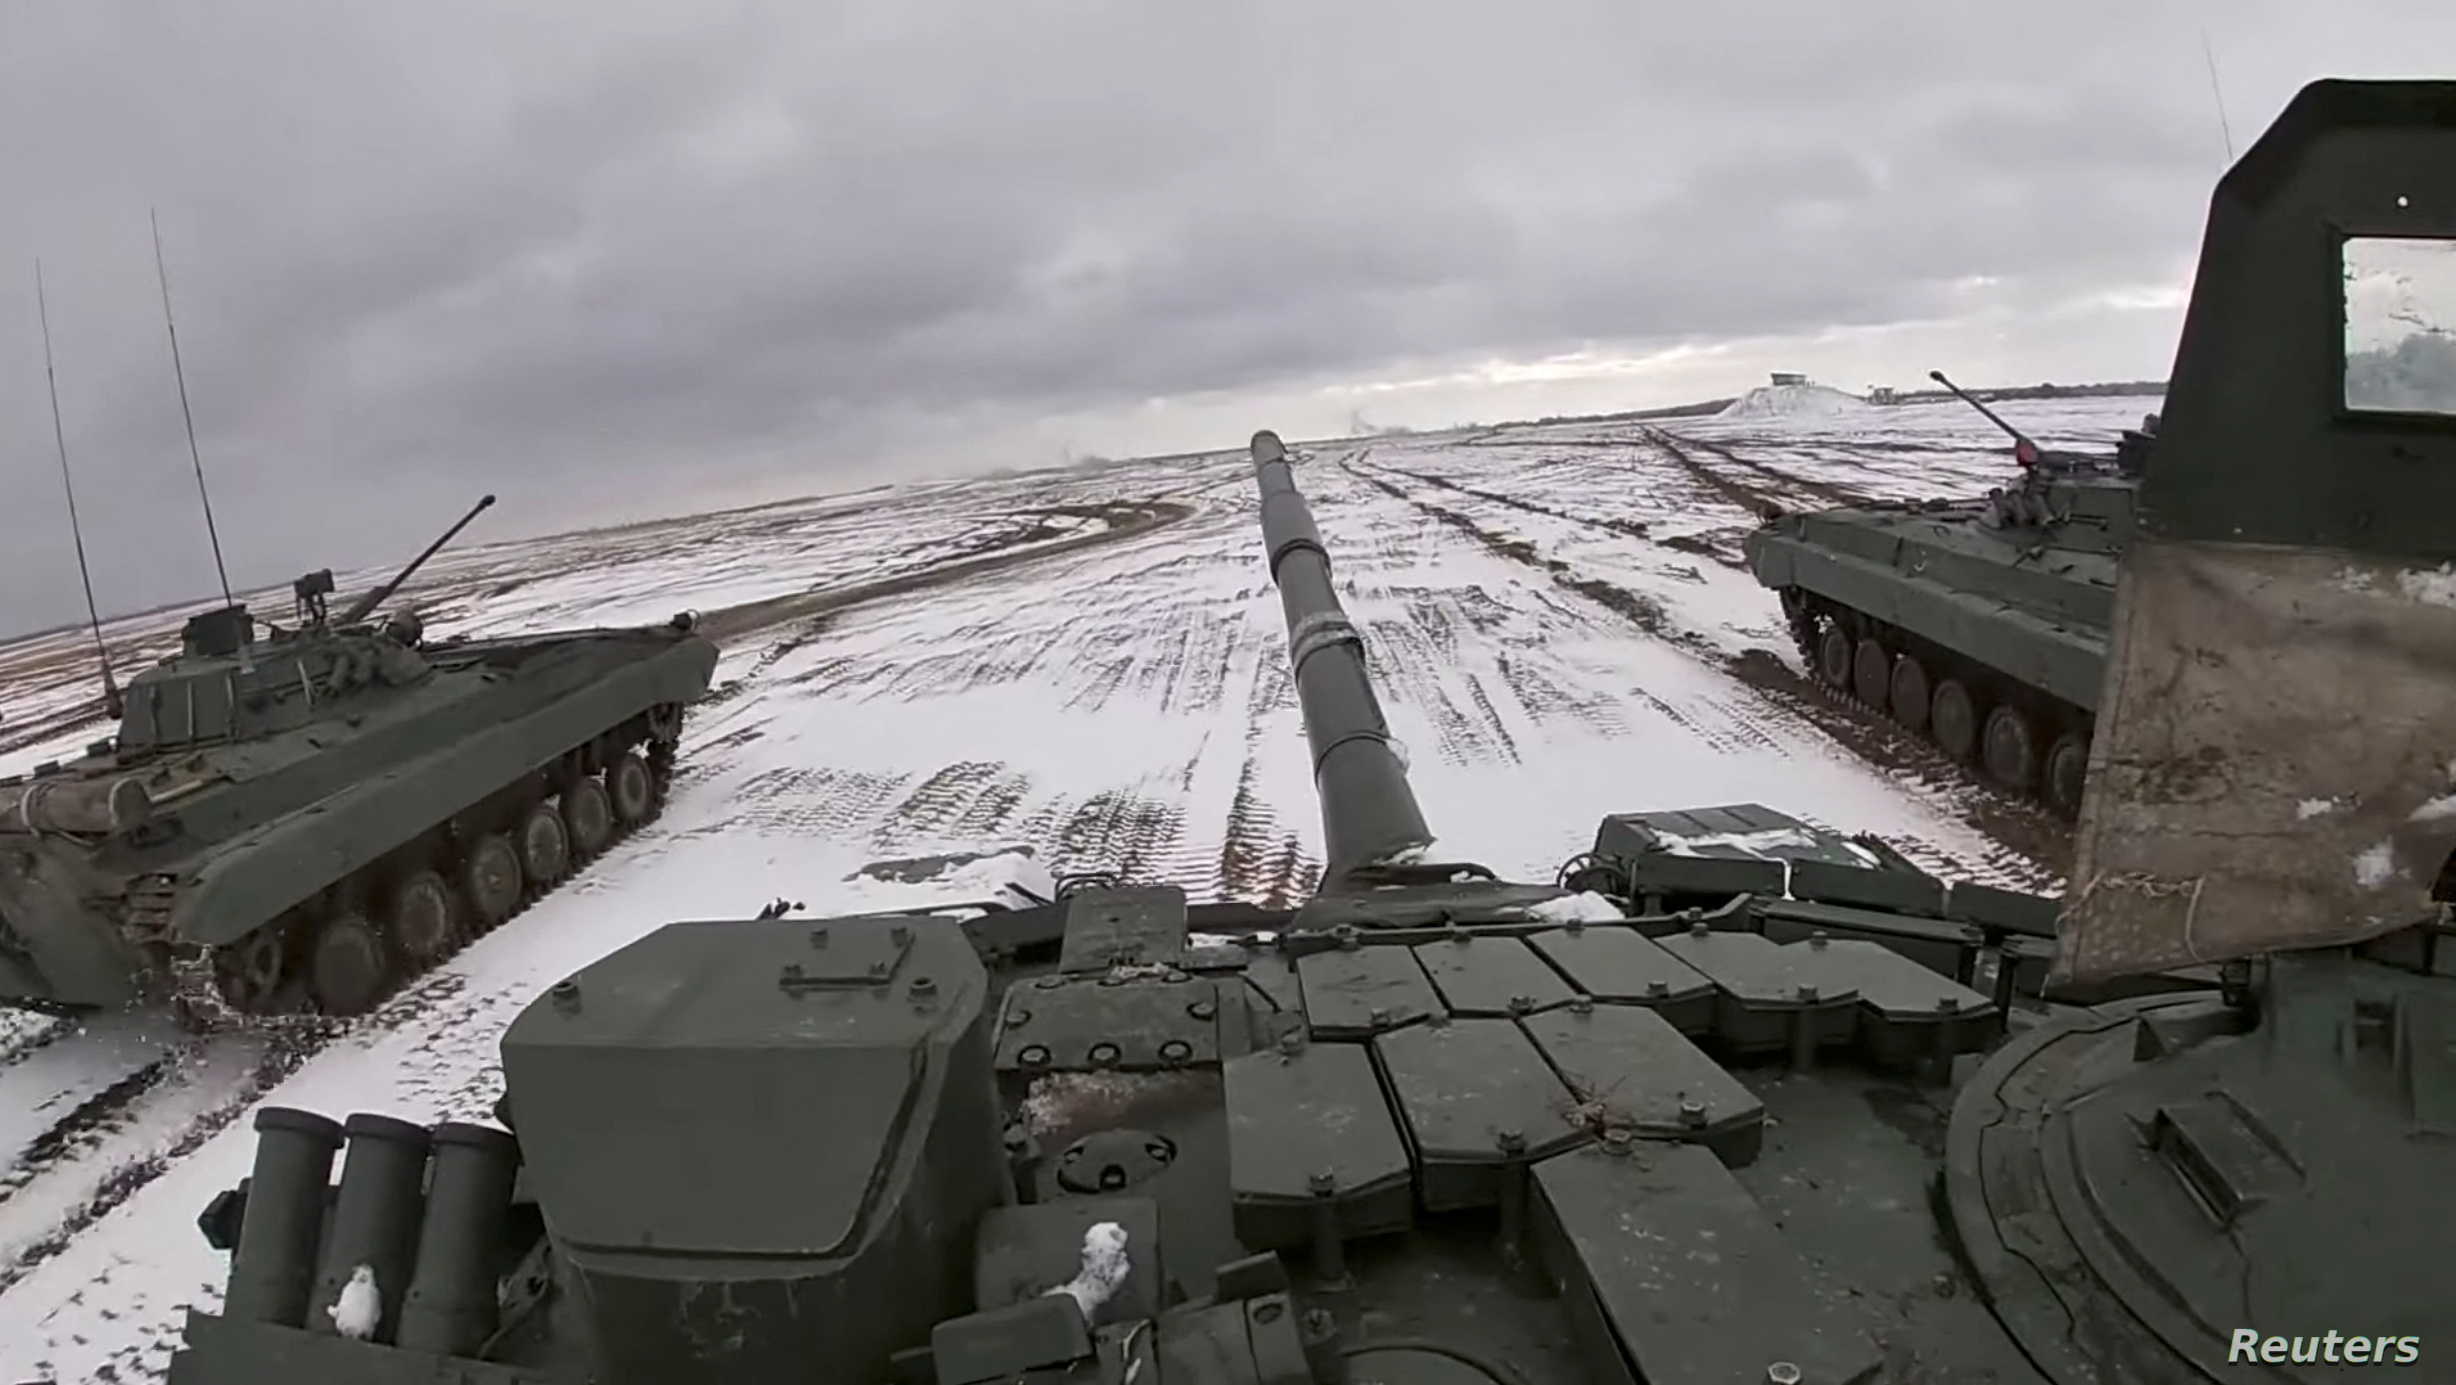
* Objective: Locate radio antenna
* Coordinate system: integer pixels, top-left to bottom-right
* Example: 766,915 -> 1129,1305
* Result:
34,260 -> 123,718
2199,28 -> 2235,162
150,209 -> 234,609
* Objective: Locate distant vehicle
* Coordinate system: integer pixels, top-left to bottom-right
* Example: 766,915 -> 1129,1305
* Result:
0,495 -> 718,1019
1741,372 -> 2156,817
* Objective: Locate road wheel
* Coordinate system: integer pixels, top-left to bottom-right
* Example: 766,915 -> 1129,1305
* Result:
310,911 -> 392,1016
1888,655 -> 1931,734
1816,622 -> 1853,688
563,778 -> 616,858
1851,638 -> 1891,708
389,869 -> 462,967
1982,705 -> 2040,791
2044,730 -> 2090,819
518,802 -> 571,890
609,751 -> 655,823
214,929 -> 288,1013
462,833 -> 524,929
1931,680 -> 1979,762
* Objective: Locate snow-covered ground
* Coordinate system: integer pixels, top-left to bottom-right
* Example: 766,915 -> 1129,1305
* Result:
0,393 -> 2150,1381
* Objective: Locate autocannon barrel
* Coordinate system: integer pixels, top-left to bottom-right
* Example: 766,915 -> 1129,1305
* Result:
1249,430 -> 1432,887
337,493 -> 497,627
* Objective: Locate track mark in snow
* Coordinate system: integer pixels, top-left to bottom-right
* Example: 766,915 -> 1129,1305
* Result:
1377,462 -> 1653,542
0,1013 -> 190,1183
1343,455 -> 2062,884
1640,428 -> 1790,519
715,765 -> 918,838
1667,431 -> 1868,507
1343,461 -> 1686,648
1051,791 -> 1187,885
0,1031 -> 314,1299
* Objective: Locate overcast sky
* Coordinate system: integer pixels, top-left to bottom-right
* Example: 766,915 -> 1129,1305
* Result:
1,0 -> 2449,636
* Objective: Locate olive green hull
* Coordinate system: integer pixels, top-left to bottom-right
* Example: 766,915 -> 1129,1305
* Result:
0,627 -> 716,1008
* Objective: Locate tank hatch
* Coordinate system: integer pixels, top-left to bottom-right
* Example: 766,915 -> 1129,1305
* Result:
2062,80 -> 2456,980
1949,953 -> 2444,1381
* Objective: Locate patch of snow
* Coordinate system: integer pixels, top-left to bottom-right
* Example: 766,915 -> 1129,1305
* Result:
1521,891 -> 1624,923
2410,794 -> 2456,823
2353,841 -> 2398,889
1043,1221 -> 1131,1318
1655,825 -> 1824,858
2397,565 -> 2456,607
1018,1072 -> 1148,1138
2298,797 -> 2346,820
1717,382 -> 1873,422
938,851 -> 1056,910
1186,930 -> 1276,950
2337,567 -> 2377,594
327,1264 -> 380,1340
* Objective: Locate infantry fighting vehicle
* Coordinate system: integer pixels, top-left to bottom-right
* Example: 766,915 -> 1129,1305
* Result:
167,81 -> 2455,1384
0,495 -> 719,1018
1743,367 -> 2156,817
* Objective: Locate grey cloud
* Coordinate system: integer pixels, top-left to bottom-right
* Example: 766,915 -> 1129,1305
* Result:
3,0 -> 2452,637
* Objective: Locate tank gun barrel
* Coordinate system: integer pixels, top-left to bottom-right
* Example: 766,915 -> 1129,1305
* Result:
1248,430 -> 1432,887
337,493 -> 496,627
1928,369 -> 2044,466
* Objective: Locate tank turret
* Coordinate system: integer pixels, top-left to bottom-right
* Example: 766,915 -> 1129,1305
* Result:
160,78 -> 2456,1385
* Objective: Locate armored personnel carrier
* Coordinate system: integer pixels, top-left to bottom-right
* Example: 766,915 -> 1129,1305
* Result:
1743,369 -> 2157,818
0,495 -> 719,1018
165,81 -> 2455,1384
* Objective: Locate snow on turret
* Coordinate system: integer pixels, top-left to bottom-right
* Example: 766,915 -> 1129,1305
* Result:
1043,1221 -> 1132,1318
327,1264 -> 380,1340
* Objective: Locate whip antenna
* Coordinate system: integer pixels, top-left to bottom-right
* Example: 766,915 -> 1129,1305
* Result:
150,209 -> 234,608
34,260 -> 123,717
2199,28 -> 2235,162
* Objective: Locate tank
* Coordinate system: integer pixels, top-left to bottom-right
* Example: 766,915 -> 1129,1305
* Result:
0,494 -> 720,1019
1742,369 -> 2158,818
160,80 -> 2456,1385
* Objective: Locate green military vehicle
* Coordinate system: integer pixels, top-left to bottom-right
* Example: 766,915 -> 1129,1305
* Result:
164,80 -> 2456,1384
1744,375 -> 2156,818
0,496 -> 718,1019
